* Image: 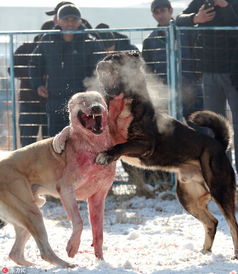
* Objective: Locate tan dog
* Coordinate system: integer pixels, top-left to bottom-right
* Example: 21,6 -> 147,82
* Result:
0,91 -> 116,267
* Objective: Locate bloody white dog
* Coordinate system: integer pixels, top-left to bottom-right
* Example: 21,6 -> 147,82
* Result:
0,91 -> 115,267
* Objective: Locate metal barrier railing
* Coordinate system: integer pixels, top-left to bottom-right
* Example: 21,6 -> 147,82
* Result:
0,25 -> 237,153
0,27 -> 172,150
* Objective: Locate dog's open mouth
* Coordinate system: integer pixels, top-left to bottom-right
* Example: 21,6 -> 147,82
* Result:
77,110 -> 103,135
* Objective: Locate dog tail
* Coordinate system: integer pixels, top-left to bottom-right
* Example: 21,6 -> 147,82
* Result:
189,110 -> 233,150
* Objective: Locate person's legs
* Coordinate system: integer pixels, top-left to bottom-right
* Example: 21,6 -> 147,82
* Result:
202,73 -> 226,116
19,103 -> 40,147
38,100 -> 48,139
223,74 -> 238,174
41,118 -> 48,139
47,112 -> 69,137
19,125 -> 38,147
202,73 -> 238,173
201,73 -> 227,139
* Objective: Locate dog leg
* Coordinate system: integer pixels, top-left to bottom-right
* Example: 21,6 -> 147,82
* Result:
176,180 -> 218,253
9,204 -> 74,267
2,181 -> 75,268
57,184 -> 83,258
52,126 -> 71,153
200,150 -> 238,259
25,205 -> 75,267
88,190 -> 109,259
96,140 -> 151,165
209,190 -> 238,259
222,211 -> 238,259
206,179 -> 238,259
9,225 -> 32,266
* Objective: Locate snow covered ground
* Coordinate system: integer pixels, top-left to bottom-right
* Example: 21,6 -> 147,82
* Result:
0,189 -> 238,274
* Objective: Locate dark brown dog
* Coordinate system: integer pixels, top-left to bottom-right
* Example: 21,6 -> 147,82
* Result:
95,51 -> 238,259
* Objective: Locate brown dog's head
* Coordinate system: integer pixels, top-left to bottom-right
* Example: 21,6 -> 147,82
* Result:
68,91 -> 108,135
96,51 -> 147,99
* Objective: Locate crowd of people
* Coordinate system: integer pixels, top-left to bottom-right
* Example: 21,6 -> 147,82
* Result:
13,1 -> 140,141
9,0 -> 238,174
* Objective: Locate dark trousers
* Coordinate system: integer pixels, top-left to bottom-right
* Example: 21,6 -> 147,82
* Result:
202,73 -> 238,173
19,102 -> 47,147
47,111 -> 69,137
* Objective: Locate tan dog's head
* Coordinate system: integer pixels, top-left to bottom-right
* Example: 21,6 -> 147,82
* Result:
68,91 -> 108,135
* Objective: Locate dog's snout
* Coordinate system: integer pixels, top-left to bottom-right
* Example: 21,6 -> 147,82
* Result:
91,105 -> 102,114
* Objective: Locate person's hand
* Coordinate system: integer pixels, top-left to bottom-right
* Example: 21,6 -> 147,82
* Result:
214,0 -> 228,8
193,5 -> 216,24
37,85 -> 48,98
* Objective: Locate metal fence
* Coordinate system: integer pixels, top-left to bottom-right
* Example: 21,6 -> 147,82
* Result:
0,27 -> 171,150
0,25 -> 237,154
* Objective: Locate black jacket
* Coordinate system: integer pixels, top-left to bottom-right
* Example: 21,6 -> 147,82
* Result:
142,22 -> 197,84
142,28 -> 167,80
10,34 -> 48,106
13,42 -> 38,101
113,32 -> 139,52
29,26 -> 104,112
176,0 -> 238,73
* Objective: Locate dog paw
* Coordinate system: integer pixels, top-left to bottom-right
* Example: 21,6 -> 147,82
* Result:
231,250 -> 238,260
52,126 -> 71,154
200,248 -> 212,255
96,152 -> 114,166
67,263 -> 78,268
66,240 -> 80,258
95,252 -> 104,260
66,231 -> 81,258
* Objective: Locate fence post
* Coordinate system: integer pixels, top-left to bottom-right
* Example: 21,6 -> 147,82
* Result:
166,20 -> 178,119
175,27 -> 184,121
166,21 -> 179,190
9,33 -> 17,149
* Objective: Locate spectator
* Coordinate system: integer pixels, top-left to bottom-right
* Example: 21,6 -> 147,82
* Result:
45,1 -> 92,29
95,23 -> 139,52
176,0 -> 238,173
142,0 -> 173,81
12,20 -> 54,147
143,0 -> 201,118
30,4 -> 104,136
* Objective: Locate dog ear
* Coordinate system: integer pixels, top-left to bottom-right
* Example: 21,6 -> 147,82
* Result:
127,50 -> 140,59
96,61 -> 113,74
67,95 -> 75,113
96,60 -> 118,84
125,51 -> 143,70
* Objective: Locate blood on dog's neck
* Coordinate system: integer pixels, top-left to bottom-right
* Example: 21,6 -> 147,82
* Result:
107,94 -> 134,144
